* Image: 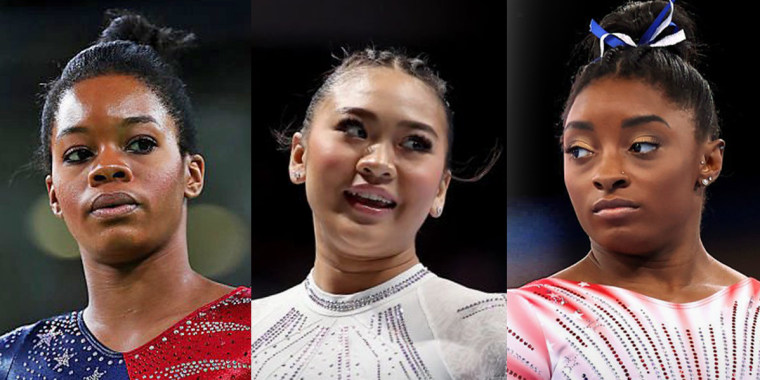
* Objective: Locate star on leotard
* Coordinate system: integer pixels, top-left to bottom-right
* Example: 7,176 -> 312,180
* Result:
35,326 -> 61,348
52,348 -> 75,370
578,282 -> 590,287
84,367 -> 105,380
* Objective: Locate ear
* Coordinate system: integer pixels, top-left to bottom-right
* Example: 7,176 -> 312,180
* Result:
700,138 -> 725,184
289,132 -> 306,184
429,170 -> 452,218
45,175 -> 63,219
184,154 -> 205,199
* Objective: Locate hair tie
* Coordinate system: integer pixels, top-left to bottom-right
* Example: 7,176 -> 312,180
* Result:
589,0 -> 686,58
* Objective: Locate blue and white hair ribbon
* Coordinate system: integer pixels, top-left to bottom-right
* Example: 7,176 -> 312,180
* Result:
589,0 -> 687,58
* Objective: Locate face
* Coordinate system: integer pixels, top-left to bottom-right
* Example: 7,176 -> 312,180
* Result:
46,74 -> 204,264
563,77 -> 723,254
290,67 -> 451,258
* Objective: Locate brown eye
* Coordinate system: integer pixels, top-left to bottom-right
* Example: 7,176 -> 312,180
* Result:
125,137 -> 158,154
565,146 -> 592,159
400,135 -> 432,152
630,142 -> 658,154
336,119 -> 368,139
63,147 -> 94,163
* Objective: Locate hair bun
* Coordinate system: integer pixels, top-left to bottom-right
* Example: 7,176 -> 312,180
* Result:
98,9 -> 196,62
588,1 -> 700,64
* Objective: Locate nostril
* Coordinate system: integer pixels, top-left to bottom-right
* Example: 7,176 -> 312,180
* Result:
94,174 -> 107,182
114,172 -> 126,179
593,181 -> 603,190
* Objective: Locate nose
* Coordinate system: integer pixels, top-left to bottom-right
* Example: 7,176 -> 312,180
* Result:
592,153 -> 629,191
88,149 -> 133,187
356,143 -> 396,182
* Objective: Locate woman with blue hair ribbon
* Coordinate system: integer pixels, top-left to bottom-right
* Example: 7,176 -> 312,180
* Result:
507,1 -> 759,378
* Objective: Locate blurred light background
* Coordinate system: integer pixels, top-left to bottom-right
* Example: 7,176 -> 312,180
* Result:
0,0 -> 250,333
508,0 -> 760,288
252,0 -> 507,297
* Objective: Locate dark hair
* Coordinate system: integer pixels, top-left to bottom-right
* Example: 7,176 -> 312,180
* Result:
275,47 -> 499,182
562,1 -> 720,142
36,9 -> 197,174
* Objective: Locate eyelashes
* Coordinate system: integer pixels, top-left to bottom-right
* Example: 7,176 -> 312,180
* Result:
62,136 -> 158,164
563,138 -> 661,160
335,117 -> 434,153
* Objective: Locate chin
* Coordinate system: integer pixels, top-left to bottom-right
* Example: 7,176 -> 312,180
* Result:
82,234 -> 158,266
591,231 -> 662,256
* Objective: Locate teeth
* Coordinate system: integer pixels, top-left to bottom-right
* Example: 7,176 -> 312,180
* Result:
348,191 -> 394,205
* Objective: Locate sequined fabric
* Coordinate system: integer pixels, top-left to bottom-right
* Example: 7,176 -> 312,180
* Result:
251,264 -> 507,379
0,286 -> 251,379
507,278 -> 760,379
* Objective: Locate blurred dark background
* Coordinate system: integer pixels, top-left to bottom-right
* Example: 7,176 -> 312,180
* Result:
0,0 -> 250,333
252,0 -> 507,296
508,0 -> 760,288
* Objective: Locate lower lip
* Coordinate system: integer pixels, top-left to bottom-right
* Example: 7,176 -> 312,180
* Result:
594,207 -> 638,220
91,204 -> 138,218
345,194 -> 394,217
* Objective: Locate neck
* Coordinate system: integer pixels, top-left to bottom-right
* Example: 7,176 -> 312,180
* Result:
312,235 -> 420,295
79,225 -> 220,337
587,237 -> 714,289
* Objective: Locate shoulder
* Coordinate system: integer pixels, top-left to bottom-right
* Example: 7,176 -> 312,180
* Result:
205,286 -> 251,324
417,275 -> 507,378
251,283 -> 302,323
0,312 -> 78,378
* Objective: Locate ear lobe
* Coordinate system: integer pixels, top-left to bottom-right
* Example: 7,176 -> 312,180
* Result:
289,132 -> 306,184
429,170 -> 452,218
184,154 -> 205,199
45,175 -> 63,218
701,139 -> 725,180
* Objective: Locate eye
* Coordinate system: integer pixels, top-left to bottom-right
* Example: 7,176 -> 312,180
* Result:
565,146 -> 593,159
125,136 -> 158,154
63,147 -> 94,164
336,118 -> 368,139
400,135 -> 433,152
630,141 -> 659,154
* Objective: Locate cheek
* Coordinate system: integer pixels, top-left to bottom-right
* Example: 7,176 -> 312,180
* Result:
400,161 -> 444,206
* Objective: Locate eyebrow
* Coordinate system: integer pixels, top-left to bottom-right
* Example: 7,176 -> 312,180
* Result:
564,114 -> 670,131
337,106 -> 439,139
55,115 -> 160,140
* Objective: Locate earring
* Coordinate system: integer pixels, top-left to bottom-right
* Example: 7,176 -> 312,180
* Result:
292,170 -> 302,180
700,160 -> 706,166
701,176 -> 712,186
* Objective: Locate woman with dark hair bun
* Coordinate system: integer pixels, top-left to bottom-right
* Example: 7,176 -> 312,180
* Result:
507,1 -> 759,378
251,48 -> 506,379
0,11 -> 250,379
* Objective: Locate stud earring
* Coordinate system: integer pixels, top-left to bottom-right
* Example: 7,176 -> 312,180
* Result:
702,176 -> 712,186
437,206 -> 443,216
700,160 -> 706,166
292,171 -> 302,180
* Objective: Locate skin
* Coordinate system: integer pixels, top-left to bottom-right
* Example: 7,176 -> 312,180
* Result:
46,74 -> 232,352
552,77 -> 745,303
289,67 -> 451,294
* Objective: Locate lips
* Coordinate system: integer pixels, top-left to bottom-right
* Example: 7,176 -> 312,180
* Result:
90,192 -> 139,215
592,198 -> 640,213
344,185 -> 397,212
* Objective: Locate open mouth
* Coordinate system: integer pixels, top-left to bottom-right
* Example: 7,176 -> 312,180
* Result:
344,190 -> 397,210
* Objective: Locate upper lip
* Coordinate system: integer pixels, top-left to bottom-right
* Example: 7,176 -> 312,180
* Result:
592,198 -> 639,213
90,192 -> 138,212
344,184 -> 397,206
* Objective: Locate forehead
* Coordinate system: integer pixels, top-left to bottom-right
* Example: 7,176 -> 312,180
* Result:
55,74 -> 172,135
323,67 -> 447,128
566,77 -> 693,130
